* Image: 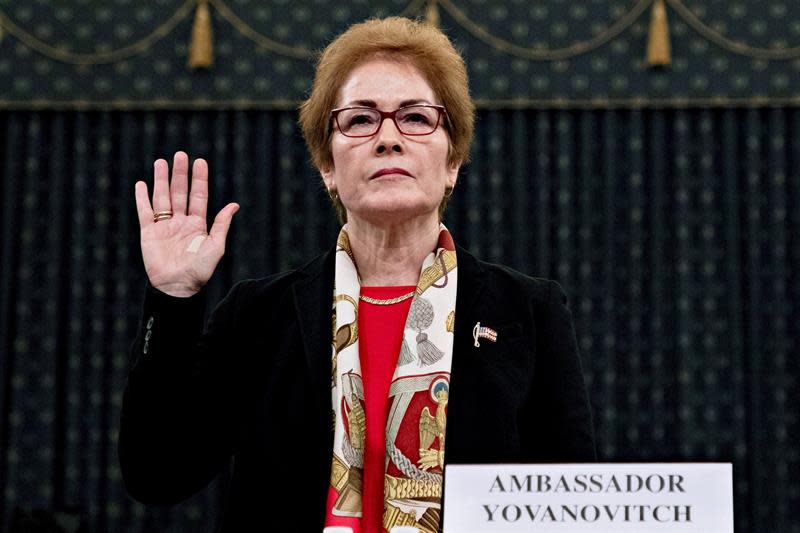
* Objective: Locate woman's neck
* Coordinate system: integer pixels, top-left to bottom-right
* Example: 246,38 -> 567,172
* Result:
344,213 -> 440,286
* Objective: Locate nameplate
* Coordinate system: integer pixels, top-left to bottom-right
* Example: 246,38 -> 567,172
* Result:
442,463 -> 732,533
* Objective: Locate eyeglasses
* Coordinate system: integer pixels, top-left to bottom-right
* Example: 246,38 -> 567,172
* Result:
330,104 -> 446,138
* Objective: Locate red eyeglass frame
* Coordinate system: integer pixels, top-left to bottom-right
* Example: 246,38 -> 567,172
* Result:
329,104 -> 448,137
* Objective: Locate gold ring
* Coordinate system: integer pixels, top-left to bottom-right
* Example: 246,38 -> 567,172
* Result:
153,211 -> 174,222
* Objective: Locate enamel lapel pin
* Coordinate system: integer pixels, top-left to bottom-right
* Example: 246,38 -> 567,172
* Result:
472,322 -> 498,347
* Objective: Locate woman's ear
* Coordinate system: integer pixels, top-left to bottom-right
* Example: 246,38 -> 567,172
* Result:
320,166 -> 335,192
446,160 -> 460,188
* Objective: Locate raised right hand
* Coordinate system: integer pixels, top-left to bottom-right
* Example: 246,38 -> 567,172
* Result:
134,151 -> 239,297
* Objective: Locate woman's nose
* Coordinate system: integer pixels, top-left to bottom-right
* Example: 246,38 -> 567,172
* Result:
374,117 -> 404,155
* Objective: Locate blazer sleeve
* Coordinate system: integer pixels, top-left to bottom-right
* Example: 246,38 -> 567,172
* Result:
524,280 -> 597,462
118,281 -> 247,505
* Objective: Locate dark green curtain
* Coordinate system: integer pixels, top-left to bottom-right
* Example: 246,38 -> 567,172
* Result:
1,108 -> 798,532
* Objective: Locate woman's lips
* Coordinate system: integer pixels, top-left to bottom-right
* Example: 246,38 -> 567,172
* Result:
370,167 -> 412,179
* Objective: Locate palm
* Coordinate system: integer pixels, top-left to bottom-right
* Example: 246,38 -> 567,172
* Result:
140,214 -> 212,288
135,152 -> 239,297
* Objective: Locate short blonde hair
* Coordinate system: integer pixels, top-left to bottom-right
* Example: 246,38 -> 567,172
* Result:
299,17 -> 475,222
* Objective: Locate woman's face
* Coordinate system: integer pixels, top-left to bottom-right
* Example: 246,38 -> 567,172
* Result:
321,57 -> 459,225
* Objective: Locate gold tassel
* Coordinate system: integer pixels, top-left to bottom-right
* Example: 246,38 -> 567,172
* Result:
647,0 -> 671,66
426,0 -> 440,28
188,0 -> 213,69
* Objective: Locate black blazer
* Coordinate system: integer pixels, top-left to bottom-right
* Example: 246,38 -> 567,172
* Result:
118,245 -> 595,532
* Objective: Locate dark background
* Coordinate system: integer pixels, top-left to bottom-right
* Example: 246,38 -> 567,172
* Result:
1,1 -> 798,532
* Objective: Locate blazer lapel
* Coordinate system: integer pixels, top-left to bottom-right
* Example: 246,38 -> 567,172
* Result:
452,245 -> 487,357
292,249 -> 336,417
452,244 -> 528,355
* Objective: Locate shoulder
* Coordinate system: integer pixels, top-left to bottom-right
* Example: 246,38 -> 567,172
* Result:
456,245 -> 567,310
222,248 -> 333,308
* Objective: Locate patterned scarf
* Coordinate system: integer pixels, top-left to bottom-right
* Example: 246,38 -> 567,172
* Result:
327,224 -> 458,533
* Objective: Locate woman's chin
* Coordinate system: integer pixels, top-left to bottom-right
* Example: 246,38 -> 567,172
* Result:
349,199 -> 437,224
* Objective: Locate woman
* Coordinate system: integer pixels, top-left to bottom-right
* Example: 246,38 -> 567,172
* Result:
119,17 -> 595,533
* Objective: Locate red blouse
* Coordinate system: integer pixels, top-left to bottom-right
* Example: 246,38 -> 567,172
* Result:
323,285 -> 414,533
358,286 -> 415,533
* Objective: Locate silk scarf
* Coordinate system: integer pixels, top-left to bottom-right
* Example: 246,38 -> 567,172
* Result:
327,224 -> 458,533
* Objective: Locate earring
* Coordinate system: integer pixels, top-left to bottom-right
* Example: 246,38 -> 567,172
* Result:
328,189 -> 339,201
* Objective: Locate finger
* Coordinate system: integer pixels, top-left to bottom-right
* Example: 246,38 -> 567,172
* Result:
152,159 -> 172,214
188,158 -> 209,221
134,181 -> 154,229
170,151 -> 189,215
209,203 -> 240,248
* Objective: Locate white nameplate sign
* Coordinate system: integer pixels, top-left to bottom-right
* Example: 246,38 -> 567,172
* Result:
443,463 -> 732,533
